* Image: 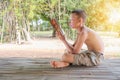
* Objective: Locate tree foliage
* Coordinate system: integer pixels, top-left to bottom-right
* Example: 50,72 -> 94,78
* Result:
0,0 -> 120,43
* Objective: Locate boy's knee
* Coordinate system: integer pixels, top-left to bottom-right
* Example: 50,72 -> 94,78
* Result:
62,53 -> 68,60
62,53 -> 74,63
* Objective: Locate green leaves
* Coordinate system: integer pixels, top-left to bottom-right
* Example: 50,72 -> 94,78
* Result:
1,0 -> 120,40
51,0 -> 58,8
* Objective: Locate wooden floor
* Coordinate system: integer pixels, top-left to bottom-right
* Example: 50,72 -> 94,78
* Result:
0,58 -> 120,80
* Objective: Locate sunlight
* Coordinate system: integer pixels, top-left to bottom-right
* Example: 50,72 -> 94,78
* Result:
109,9 -> 120,24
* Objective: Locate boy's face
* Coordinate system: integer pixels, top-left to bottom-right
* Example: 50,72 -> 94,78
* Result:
69,13 -> 81,29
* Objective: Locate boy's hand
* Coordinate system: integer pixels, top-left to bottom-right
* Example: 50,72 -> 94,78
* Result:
56,31 -> 65,41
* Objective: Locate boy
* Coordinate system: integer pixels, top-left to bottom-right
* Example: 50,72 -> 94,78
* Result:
50,10 -> 104,68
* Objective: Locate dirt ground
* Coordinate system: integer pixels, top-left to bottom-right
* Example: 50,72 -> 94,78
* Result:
0,38 -> 65,58
0,37 -> 120,59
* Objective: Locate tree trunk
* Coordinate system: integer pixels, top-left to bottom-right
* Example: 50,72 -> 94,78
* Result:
1,16 -> 4,43
23,28 -> 31,41
0,1 -> 4,43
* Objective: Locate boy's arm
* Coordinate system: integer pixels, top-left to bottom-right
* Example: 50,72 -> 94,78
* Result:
73,36 -> 78,47
50,19 -> 73,53
62,38 -> 73,53
73,31 -> 87,53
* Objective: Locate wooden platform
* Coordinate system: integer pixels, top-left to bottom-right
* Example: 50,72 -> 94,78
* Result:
0,58 -> 120,80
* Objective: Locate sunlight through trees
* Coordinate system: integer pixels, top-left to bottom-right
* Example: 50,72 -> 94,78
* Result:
0,0 -> 120,43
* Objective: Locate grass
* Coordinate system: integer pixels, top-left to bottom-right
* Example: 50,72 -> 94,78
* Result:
31,30 -> 53,38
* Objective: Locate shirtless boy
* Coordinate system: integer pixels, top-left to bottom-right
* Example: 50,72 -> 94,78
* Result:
50,10 -> 104,68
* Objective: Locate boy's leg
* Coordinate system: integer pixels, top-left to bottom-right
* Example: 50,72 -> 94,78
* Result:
72,50 -> 103,66
50,53 -> 74,68
50,61 -> 69,68
50,50 -> 103,68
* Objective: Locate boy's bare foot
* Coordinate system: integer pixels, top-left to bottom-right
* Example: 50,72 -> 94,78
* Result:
50,61 -> 69,68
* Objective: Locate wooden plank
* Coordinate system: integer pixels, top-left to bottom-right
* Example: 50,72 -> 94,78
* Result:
0,58 -> 120,80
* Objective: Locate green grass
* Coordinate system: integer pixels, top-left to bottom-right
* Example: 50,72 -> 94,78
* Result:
30,31 -> 53,38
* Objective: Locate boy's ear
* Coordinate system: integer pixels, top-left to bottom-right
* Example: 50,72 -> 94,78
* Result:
79,18 -> 82,23
79,18 -> 83,23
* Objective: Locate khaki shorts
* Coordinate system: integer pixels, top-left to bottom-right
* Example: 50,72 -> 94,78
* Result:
68,50 -> 103,66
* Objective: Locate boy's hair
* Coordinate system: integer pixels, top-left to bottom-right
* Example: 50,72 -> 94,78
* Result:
71,10 -> 87,23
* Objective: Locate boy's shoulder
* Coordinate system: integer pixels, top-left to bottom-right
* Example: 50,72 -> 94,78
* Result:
81,26 -> 89,33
